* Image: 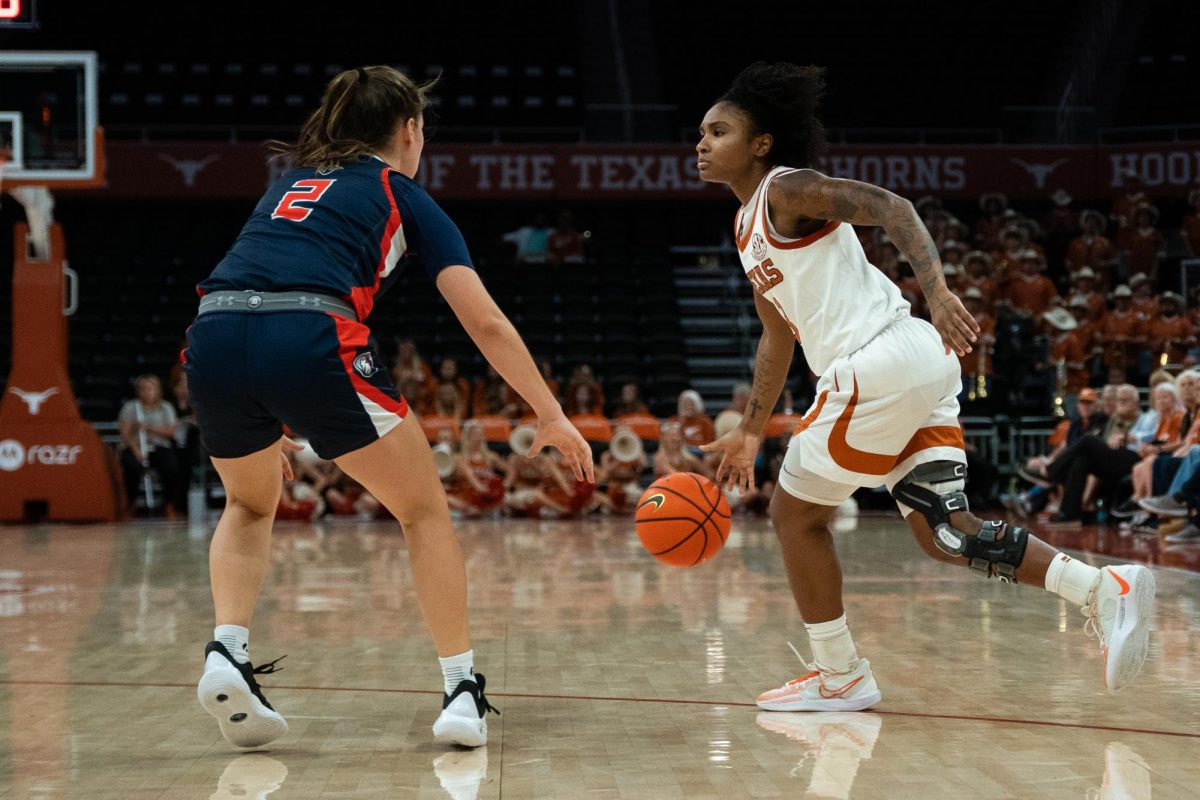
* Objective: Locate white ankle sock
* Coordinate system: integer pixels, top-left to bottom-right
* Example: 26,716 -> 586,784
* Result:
439,650 -> 474,695
805,615 -> 859,673
1044,553 -> 1101,606
215,624 -> 250,664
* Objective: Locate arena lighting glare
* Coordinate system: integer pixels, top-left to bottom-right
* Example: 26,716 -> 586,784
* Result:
0,0 -> 37,29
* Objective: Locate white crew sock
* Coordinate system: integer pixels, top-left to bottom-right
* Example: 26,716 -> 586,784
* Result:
439,650 -> 475,695
805,614 -> 859,673
214,624 -> 250,664
1044,553 -> 1101,606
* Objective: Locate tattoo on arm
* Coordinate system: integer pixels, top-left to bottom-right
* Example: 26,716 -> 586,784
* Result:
741,332 -> 792,436
776,171 -> 946,302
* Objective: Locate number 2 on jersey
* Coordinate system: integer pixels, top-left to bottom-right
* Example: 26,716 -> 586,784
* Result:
272,179 -> 336,222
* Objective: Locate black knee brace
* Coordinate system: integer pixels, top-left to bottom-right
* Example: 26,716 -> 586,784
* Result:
892,461 -> 1029,583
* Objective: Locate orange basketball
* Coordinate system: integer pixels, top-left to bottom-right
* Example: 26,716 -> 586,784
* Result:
635,472 -> 731,567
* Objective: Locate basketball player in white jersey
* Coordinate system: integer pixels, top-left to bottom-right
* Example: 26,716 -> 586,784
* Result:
698,62 -> 1155,710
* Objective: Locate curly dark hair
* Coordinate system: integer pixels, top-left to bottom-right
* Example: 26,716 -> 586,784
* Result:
718,62 -> 828,169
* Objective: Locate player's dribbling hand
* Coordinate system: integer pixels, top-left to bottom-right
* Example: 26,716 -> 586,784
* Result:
529,414 -> 596,484
279,435 -> 304,481
929,287 -> 979,357
700,427 -> 760,494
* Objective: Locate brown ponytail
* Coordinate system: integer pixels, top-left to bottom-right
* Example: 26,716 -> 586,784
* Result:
269,65 -> 435,171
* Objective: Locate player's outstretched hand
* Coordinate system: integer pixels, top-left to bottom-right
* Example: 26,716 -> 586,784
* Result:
929,287 -> 979,357
700,427 -> 761,494
529,413 -> 596,484
279,435 -> 305,481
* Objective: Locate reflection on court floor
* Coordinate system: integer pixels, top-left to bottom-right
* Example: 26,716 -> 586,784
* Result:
0,516 -> 1194,798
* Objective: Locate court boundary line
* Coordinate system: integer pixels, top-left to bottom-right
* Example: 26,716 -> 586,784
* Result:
3,678 -> 1196,740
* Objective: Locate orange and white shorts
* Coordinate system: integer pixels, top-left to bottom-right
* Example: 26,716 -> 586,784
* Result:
777,316 -> 965,515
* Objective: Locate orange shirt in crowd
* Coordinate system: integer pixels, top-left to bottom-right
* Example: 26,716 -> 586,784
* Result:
1154,410 -> 1184,445
1065,235 -> 1116,283
1005,274 -> 1058,316
957,315 -> 995,378
1099,309 -> 1147,368
1146,316 -> 1195,365
668,414 -> 717,447
961,276 -> 998,309
1126,228 -> 1164,279
1050,332 -> 1089,393
1067,290 -> 1108,323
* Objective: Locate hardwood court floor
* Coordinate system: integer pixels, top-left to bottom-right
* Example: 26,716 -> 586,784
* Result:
0,513 -> 1197,799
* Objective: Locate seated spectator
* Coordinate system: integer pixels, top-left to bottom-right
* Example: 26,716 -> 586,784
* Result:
1066,267 -> 1107,323
596,426 -> 648,514
472,364 -> 520,418
974,193 -> 1009,251
547,210 -> 584,264
118,375 -> 187,517
517,359 -> 561,418
1010,386 -> 1104,518
669,389 -> 717,448
654,422 -> 711,478
1182,188 -> 1200,258
1146,293 -> 1194,368
1005,250 -> 1058,316
436,358 -> 472,412
1129,273 -> 1156,317
567,381 -> 604,417
276,443 -> 325,522
446,421 -> 507,517
940,239 -> 966,268
392,338 -> 435,392
611,382 -> 650,417
501,213 -> 552,263
714,383 -> 751,436
943,263 -> 966,294
1111,189 -> 1150,248
564,365 -> 604,415
1124,203 -> 1164,283
169,369 -> 201,475
958,288 -> 995,402
1066,211 -> 1117,288
1098,285 -> 1147,379
961,251 -> 998,310
503,447 -> 594,517
1117,382 -> 1185,515
1019,384 -> 1143,523
432,382 -> 466,423
1043,307 -> 1089,396
993,224 -> 1030,283
291,449 -> 380,518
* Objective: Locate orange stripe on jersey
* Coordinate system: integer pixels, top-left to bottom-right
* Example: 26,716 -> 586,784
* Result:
735,192 -> 761,252
894,425 -> 966,466
826,374 -> 965,476
793,390 -> 830,435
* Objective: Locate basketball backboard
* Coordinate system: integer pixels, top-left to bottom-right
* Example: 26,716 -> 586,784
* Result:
0,51 -> 101,188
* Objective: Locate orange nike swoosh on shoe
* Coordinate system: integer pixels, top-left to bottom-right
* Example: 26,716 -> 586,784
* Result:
1107,567 -> 1131,596
818,675 -> 864,699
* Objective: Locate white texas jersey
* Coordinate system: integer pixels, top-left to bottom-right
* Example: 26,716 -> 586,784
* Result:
735,166 -> 910,376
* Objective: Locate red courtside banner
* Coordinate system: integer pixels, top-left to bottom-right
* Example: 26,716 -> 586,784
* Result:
85,141 -> 1200,200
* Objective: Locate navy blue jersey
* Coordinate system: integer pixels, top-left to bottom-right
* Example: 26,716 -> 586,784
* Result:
199,155 -> 473,320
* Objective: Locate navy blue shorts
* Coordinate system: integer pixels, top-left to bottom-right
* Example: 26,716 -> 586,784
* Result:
182,311 -> 409,460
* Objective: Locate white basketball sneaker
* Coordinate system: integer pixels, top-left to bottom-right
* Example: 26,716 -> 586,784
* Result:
432,673 -> 499,748
197,641 -> 289,748
1083,565 -> 1156,692
756,653 -> 881,712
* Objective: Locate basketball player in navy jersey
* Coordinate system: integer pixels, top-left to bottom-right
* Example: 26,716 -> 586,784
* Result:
184,66 -> 594,750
